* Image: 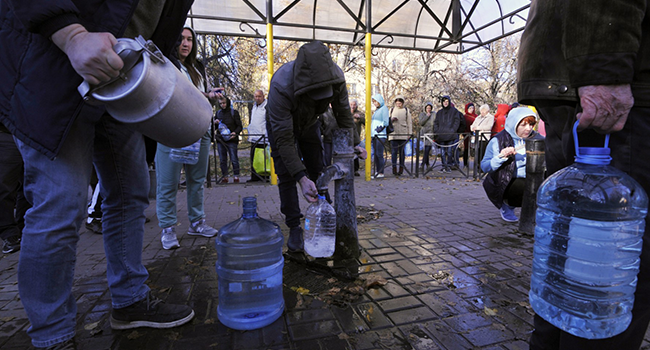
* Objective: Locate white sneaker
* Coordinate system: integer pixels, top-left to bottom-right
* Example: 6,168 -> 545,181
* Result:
161,227 -> 180,250
188,219 -> 218,237
376,173 -> 385,178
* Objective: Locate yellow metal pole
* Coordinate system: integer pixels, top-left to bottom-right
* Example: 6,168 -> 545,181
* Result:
365,33 -> 372,181
267,23 -> 277,185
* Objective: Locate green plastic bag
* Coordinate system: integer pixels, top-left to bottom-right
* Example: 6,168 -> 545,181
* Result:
253,146 -> 272,175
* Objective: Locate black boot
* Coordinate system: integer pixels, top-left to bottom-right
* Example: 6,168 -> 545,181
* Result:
393,166 -> 398,176
287,227 -> 304,252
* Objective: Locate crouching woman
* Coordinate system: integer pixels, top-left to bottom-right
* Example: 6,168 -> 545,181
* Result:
481,107 -> 543,222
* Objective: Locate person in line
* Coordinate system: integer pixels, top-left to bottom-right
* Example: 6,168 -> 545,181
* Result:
155,27 -> 220,250
433,96 -> 462,173
462,103 -> 477,168
215,96 -> 243,183
370,94 -> 390,178
247,89 -> 269,182
388,95 -> 413,176
350,100 -> 365,176
0,121 -> 28,254
0,0 -> 197,348
470,104 -> 495,165
491,104 -> 510,136
481,107 -> 541,222
266,41 -> 366,253
418,102 -> 435,170
518,0 -> 650,348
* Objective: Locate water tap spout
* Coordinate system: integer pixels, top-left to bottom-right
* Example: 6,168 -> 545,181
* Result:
316,163 -> 348,193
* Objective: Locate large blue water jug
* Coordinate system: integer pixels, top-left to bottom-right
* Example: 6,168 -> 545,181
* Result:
530,122 -> 648,339
215,197 -> 285,330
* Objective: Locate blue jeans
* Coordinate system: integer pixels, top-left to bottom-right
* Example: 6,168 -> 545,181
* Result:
16,114 -> 150,347
217,140 -> 240,176
439,140 -> 455,168
155,133 -> 211,228
372,137 -> 386,174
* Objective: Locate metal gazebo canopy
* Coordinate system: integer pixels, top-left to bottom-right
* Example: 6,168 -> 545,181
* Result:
186,0 -> 530,54
186,0 -> 531,183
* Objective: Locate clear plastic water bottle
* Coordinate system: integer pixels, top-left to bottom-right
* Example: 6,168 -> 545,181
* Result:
530,122 -> 648,339
218,121 -> 232,141
304,194 -> 336,258
215,197 -> 285,330
169,139 -> 201,164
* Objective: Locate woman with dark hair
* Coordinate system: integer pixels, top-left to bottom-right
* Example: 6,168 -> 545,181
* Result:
155,27 -> 221,250
481,107 -> 543,222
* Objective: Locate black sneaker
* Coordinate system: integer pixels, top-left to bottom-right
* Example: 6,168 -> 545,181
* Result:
85,218 -> 102,234
42,338 -> 76,350
287,227 -> 304,252
2,235 -> 21,254
110,292 -> 195,330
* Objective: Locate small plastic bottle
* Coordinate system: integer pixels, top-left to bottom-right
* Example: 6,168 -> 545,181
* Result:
304,194 -> 336,258
215,197 -> 285,330
169,139 -> 201,164
530,122 -> 648,339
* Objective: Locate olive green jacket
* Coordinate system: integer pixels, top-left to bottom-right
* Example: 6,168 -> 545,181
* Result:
518,0 -> 650,106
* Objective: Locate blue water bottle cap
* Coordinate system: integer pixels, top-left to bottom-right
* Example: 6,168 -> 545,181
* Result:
573,121 -> 611,165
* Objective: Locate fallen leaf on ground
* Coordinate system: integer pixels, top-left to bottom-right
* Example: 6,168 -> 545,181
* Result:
484,307 -> 498,316
363,275 -> 388,288
291,286 -> 310,295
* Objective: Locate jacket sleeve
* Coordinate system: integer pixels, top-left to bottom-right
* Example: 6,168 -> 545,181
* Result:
9,0 -> 80,38
407,109 -> 413,135
331,83 -> 360,145
267,81 -> 306,180
419,113 -> 430,127
481,138 -> 507,173
564,0 -> 645,87
233,110 -> 243,134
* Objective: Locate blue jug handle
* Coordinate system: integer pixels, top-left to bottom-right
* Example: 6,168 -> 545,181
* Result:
573,120 -> 610,158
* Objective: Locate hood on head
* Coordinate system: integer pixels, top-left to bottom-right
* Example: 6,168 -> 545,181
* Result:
505,107 -> 536,140
464,103 -> 475,114
440,95 -> 451,108
394,95 -> 405,104
293,41 -> 345,98
424,102 -> 433,112
494,104 -> 510,117
372,93 -> 385,107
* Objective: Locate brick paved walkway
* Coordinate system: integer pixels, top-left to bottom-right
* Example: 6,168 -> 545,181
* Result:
1,173 -> 649,349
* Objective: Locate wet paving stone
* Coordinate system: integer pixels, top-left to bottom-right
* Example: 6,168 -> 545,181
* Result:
424,320 -> 473,350
286,308 -> 335,325
288,319 -> 341,341
463,323 -> 516,347
383,281 -> 410,297
331,305 -> 368,333
387,306 -> 438,325
443,312 -> 493,331
378,295 -> 423,312
355,303 -> 393,329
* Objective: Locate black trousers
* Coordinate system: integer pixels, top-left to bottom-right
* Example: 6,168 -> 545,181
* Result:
0,131 -> 30,241
529,100 -> 650,350
272,122 -> 324,229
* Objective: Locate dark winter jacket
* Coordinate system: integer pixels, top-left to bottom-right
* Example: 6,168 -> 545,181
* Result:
266,41 -> 359,181
518,0 -> 650,106
433,96 -> 462,142
216,97 -> 243,143
0,0 -> 194,159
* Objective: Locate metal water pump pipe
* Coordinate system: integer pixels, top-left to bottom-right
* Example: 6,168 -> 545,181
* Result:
315,128 -> 361,259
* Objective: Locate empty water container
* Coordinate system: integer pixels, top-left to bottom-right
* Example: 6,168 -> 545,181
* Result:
304,194 -> 337,258
215,197 -> 285,330
530,122 -> 648,339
